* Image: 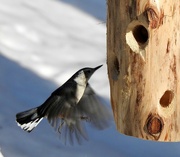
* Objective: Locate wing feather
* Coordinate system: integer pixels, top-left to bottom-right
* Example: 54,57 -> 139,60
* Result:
39,94 -> 88,145
77,84 -> 113,130
38,84 -> 112,144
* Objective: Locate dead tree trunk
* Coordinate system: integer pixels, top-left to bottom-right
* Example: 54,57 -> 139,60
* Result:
107,0 -> 180,141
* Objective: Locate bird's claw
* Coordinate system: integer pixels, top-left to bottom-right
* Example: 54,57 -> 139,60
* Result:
58,121 -> 64,134
80,116 -> 90,122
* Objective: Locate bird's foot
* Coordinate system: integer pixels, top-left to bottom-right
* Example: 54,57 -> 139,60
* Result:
58,121 -> 64,134
80,116 -> 90,122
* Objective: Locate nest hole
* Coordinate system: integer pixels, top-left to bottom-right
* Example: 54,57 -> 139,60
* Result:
132,25 -> 149,45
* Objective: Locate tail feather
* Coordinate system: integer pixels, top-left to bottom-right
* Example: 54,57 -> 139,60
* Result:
16,107 -> 43,132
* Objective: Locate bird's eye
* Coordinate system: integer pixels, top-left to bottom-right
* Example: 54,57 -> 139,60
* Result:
87,70 -> 91,73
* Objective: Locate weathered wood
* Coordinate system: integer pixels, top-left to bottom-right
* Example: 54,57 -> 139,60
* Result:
107,0 -> 180,141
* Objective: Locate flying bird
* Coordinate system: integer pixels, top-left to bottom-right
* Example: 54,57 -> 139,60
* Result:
16,65 -> 112,144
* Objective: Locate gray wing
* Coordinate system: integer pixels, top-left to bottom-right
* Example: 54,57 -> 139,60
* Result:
39,95 -> 88,145
77,84 -> 113,130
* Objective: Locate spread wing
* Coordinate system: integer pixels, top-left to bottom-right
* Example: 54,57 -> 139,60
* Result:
38,84 -> 112,145
77,84 -> 113,130
39,94 -> 88,145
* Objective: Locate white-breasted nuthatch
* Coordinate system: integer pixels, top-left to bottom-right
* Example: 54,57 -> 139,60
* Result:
16,65 -> 112,144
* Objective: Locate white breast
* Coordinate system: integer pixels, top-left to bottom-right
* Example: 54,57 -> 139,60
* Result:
74,71 -> 86,103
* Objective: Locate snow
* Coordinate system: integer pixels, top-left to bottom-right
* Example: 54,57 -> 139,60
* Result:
0,148 -> 4,157
0,0 -> 180,156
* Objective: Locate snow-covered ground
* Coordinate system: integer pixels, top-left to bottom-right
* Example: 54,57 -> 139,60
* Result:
0,0 -> 180,156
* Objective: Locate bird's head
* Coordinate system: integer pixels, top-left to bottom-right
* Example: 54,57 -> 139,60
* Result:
73,65 -> 103,85
82,64 -> 103,80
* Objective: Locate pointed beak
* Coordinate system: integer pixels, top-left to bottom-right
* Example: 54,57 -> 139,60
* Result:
94,64 -> 103,71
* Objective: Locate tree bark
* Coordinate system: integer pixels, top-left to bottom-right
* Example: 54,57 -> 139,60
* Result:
107,0 -> 180,141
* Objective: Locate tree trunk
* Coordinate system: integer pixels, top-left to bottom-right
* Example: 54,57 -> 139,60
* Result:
107,0 -> 180,141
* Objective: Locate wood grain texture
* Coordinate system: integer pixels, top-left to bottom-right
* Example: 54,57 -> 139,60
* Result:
107,0 -> 180,141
